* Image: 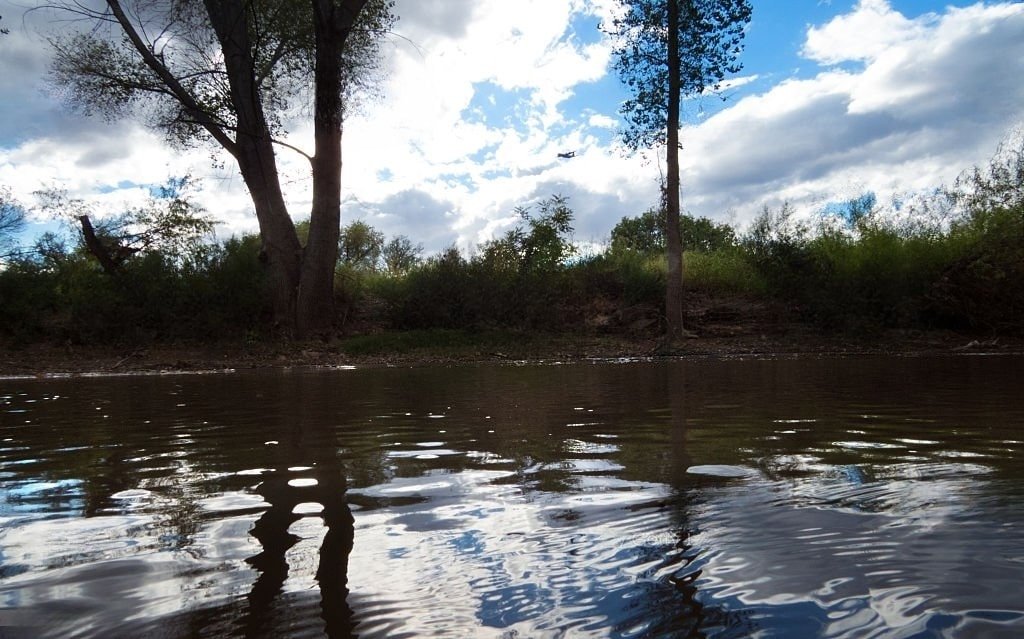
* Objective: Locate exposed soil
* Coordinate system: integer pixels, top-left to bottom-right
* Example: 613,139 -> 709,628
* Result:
2,295 -> 1019,377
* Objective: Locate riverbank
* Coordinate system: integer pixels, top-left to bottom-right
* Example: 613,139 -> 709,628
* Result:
1,327 -> 1018,377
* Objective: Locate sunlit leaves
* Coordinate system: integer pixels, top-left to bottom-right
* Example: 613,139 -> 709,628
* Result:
481,195 -> 577,274
382,236 -> 422,275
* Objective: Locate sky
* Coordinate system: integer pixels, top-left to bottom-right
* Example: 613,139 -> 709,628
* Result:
0,0 -> 1022,253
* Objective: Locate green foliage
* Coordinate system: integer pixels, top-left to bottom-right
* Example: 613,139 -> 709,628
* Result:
610,207 -> 737,254
5,136 -> 1022,344
49,0 -> 397,144
949,133 -> 1024,215
34,176 -> 214,270
740,203 -> 812,298
798,222 -> 952,330
0,232 -> 267,344
738,154 -> 1024,332
685,249 -> 765,294
480,194 -> 577,273
331,223 -> 421,322
928,143 -> 1024,331
609,208 -> 664,254
378,246 -> 476,329
682,215 -> 737,253
381,235 -> 423,275
47,1 -> 398,336
339,220 -> 385,270
610,0 -> 753,149
377,196 -> 580,330
573,251 -> 665,307
0,260 -> 61,341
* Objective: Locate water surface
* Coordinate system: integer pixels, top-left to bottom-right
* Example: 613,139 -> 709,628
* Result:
1,355 -> 1022,637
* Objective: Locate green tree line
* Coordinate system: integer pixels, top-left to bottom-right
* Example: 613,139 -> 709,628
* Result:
1,138 -> 1021,345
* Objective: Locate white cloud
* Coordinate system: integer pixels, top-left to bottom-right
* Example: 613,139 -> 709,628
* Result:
587,113 -> 618,129
701,74 -> 761,96
342,0 -> 1024,248
338,0 -> 629,250
678,1 -> 1024,224
2,0 -> 1022,254
802,0 -> 934,65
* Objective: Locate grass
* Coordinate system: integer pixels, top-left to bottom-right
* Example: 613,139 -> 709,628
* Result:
684,249 -> 767,294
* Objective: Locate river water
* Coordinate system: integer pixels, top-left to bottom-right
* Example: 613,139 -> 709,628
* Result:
1,355 -> 1022,638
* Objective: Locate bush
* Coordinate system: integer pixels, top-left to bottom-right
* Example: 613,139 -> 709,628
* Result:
930,203 -> 1024,330
685,248 -> 765,294
0,232 -> 269,345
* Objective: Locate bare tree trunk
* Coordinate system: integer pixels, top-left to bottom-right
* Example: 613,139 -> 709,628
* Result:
296,0 -> 369,337
203,0 -> 303,332
297,2 -> 352,336
664,0 -> 685,339
77,215 -> 122,276
236,145 -> 302,333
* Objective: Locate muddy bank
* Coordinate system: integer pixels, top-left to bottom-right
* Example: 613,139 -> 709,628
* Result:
2,328 -> 1018,377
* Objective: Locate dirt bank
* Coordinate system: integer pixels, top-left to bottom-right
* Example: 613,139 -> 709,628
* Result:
2,327 -> 1018,378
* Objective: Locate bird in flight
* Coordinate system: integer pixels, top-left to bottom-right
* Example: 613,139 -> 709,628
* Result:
557,151 -> 576,159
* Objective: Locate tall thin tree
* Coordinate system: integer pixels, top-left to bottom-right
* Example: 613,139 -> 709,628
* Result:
610,0 -> 751,340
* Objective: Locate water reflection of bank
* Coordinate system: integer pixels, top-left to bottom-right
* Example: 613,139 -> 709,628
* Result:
1,356 -> 1023,637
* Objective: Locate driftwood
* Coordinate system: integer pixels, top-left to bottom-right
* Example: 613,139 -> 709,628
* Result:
77,215 -> 122,276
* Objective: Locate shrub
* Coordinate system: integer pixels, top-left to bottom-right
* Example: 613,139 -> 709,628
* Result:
685,248 -> 765,294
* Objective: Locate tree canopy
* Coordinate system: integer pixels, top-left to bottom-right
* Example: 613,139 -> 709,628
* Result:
480,195 -> 577,275
49,0 -> 395,151
612,0 -> 752,151
35,176 -> 214,276
610,207 -> 736,254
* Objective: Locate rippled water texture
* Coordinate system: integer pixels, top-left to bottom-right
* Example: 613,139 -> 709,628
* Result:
2,356 -> 1023,638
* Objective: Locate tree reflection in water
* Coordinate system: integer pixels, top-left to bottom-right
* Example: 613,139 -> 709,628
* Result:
11,357 -> 1019,636
615,361 -> 757,638
239,373 -> 357,638
243,464 -> 354,638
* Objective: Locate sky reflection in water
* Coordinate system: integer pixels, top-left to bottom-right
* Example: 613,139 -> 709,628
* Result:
1,356 -> 1023,638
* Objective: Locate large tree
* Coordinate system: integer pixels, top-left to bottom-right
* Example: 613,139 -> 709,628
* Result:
610,0 -> 751,339
47,0 -> 395,336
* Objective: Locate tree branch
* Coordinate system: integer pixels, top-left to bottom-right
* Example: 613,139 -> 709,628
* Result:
174,117 -> 313,163
104,0 -> 238,156
78,214 -> 122,276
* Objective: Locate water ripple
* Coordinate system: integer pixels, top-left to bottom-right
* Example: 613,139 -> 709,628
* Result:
1,357 -> 1023,637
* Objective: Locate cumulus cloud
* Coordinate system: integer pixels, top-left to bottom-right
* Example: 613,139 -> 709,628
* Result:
2,0 -> 1022,253
338,0 -> 629,250
392,0 -> 480,41
343,0 -> 1024,247
344,188 -> 459,250
802,0 -> 932,65
0,0 -> 250,230
679,0 -> 1024,223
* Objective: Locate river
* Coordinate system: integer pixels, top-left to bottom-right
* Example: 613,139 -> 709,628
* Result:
1,355 -> 1022,638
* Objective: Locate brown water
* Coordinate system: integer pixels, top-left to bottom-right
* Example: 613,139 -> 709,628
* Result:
1,355 -> 1023,638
